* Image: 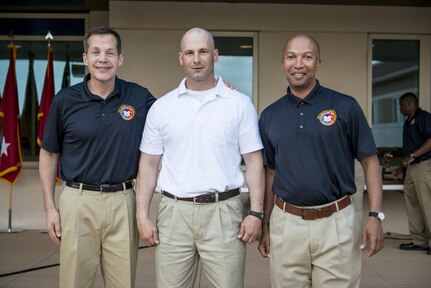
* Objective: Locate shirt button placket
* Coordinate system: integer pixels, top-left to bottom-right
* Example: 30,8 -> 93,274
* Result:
101,102 -> 106,117
299,103 -> 304,130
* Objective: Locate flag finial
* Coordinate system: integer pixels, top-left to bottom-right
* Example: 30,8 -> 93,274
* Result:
45,30 -> 54,46
8,30 -> 14,47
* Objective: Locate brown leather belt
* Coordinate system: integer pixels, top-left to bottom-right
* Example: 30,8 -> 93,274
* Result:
162,189 -> 240,204
274,195 -> 351,220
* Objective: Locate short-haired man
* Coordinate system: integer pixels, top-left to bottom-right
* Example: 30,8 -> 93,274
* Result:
393,92 -> 431,255
258,34 -> 384,287
135,27 -> 265,287
40,26 -> 156,287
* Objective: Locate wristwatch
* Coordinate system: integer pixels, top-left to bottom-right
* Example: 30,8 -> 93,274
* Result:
409,152 -> 416,159
249,210 -> 265,221
368,211 -> 385,222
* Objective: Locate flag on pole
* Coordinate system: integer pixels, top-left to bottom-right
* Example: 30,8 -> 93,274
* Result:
0,45 -> 22,185
37,45 -> 55,146
37,44 -> 61,184
62,51 -> 71,89
21,52 -> 39,158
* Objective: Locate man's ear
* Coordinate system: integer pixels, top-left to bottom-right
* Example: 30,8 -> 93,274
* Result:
214,49 -> 219,63
179,52 -> 184,66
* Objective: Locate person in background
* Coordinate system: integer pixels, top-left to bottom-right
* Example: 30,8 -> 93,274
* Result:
258,33 -> 384,287
135,27 -> 265,288
392,92 -> 431,255
39,26 -> 156,287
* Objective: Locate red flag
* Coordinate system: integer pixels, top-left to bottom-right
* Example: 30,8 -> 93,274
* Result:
0,45 -> 22,185
37,45 -> 61,184
37,45 -> 55,146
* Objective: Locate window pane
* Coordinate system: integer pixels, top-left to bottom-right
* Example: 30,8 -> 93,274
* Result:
0,40 -> 84,160
214,36 -> 254,100
372,39 -> 419,148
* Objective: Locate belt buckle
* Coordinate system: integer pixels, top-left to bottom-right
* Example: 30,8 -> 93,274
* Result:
193,195 -> 205,204
301,209 -> 308,220
100,184 -> 111,193
301,208 -> 317,220
194,192 -> 216,204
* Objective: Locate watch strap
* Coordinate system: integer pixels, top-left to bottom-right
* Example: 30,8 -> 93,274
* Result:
249,210 -> 264,221
368,211 -> 384,221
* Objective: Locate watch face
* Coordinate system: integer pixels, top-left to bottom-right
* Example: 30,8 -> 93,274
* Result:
378,212 -> 385,221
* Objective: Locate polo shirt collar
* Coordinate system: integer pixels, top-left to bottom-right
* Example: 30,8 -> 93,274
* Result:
82,73 -> 121,101
408,108 -> 423,123
286,80 -> 321,107
177,76 -> 230,98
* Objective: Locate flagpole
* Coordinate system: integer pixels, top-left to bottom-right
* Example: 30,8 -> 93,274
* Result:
0,185 -> 23,233
8,185 -> 12,230
0,31 -> 23,233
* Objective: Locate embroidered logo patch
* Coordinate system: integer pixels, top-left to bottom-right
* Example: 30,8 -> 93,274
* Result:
317,110 -> 337,126
118,105 -> 135,121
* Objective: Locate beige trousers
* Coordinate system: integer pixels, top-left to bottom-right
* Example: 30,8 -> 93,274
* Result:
155,195 -> 246,288
269,199 -> 361,288
59,185 -> 139,288
404,159 -> 431,247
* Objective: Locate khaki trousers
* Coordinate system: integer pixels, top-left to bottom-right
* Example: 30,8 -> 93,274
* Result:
155,195 -> 246,288
269,199 -> 361,288
404,159 -> 431,247
59,185 -> 139,288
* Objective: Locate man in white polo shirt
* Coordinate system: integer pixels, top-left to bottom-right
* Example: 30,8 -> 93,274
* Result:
135,27 -> 265,288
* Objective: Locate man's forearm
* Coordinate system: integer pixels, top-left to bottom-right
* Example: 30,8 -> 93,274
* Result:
243,150 -> 265,212
263,168 -> 275,222
135,153 -> 161,217
361,155 -> 383,212
411,138 -> 431,158
39,148 -> 59,211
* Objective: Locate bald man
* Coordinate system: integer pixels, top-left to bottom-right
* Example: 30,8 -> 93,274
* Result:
135,27 -> 265,288
258,34 -> 384,287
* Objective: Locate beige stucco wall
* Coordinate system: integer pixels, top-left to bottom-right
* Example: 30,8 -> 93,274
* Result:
1,1 -> 430,230
110,1 -> 431,113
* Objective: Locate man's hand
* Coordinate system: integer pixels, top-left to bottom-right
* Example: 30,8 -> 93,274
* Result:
137,213 -> 159,246
46,208 -> 61,246
258,226 -> 270,258
392,166 -> 404,180
360,217 -> 384,257
238,215 -> 261,243
223,80 -> 238,90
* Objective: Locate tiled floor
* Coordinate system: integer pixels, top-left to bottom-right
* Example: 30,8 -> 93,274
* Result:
1,190 -> 431,287
1,230 -> 431,288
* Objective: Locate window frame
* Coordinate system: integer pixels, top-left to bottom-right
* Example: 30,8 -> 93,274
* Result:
0,13 -> 88,166
212,31 -> 259,110
367,34 -> 431,123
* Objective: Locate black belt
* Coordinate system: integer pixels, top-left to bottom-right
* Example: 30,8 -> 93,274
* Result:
162,189 -> 240,204
66,180 -> 134,192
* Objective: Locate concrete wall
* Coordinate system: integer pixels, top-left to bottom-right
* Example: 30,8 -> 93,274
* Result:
1,1 -> 430,230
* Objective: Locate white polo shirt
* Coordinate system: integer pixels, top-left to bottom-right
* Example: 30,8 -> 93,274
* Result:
140,76 -> 263,197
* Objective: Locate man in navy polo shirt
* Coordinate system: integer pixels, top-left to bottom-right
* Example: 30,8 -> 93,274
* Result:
258,34 -> 384,287
39,26 -> 156,287
392,92 -> 431,255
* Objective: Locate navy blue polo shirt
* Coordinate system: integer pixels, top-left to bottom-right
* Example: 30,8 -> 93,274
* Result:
42,74 -> 156,185
402,108 -> 431,161
259,81 -> 377,206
